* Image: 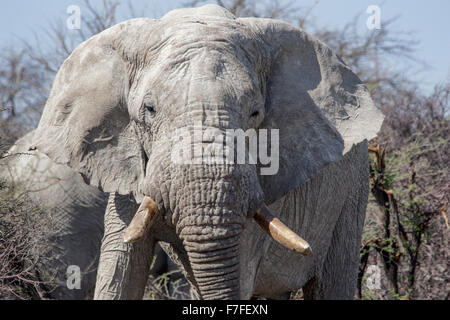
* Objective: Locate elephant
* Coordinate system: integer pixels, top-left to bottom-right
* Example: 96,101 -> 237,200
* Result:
30,5 -> 384,299
1,132 -> 190,300
0,130 -> 107,299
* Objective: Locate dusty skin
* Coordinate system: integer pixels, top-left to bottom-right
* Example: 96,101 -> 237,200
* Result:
30,4 -> 383,299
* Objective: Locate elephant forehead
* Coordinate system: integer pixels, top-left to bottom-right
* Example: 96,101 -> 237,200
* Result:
129,21 -> 263,112
156,19 -> 255,58
161,4 -> 237,21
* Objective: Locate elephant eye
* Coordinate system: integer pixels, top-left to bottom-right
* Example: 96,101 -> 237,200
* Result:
250,111 -> 260,118
144,103 -> 156,116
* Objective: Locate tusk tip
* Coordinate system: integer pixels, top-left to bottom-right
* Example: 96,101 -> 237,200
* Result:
123,229 -> 142,244
292,242 -> 312,256
254,204 -> 313,257
301,246 -> 313,256
123,236 -> 133,244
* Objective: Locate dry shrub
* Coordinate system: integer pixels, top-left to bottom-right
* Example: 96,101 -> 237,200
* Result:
0,179 -> 57,299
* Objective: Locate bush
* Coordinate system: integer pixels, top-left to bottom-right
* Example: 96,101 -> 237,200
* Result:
0,178 -> 57,299
359,84 -> 449,299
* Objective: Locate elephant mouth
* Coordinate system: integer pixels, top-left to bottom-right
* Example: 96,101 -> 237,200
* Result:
123,195 -> 312,256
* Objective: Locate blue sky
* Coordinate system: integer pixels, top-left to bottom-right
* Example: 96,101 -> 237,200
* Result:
1,0 -> 449,93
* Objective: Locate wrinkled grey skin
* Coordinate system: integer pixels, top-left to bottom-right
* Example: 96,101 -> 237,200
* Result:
0,131 -> 107,299
32,5 -> 384,299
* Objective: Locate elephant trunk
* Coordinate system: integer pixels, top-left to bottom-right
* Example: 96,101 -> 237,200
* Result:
174,164 -> 249,299
182,222 -> 241,299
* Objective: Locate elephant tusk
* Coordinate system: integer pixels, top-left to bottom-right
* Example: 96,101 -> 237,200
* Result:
123,196 -> 158,243
253,204 -> 312,256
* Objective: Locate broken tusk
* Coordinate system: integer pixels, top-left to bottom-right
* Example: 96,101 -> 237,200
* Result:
123,196 -> 158,244
253,204 -> 312,256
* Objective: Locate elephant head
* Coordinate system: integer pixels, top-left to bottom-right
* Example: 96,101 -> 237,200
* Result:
32,5 -> 383,299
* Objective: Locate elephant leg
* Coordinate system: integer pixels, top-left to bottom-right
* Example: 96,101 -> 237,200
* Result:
94,193 -> 155,300
304,145 -> 369,300
49,215 -> 103,300
304,191 -> 367,299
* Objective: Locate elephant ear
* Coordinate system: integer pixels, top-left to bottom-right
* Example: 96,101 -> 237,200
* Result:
242,18 -> 384,204
32,19 -> 155,196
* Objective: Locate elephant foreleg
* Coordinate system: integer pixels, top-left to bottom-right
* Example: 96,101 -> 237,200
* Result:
304,142 -> 369,300
94,193 -> 155,300
304,191 -> 367,299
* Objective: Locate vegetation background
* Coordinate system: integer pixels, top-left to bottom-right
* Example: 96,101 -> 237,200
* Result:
0,0 -> 448,299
